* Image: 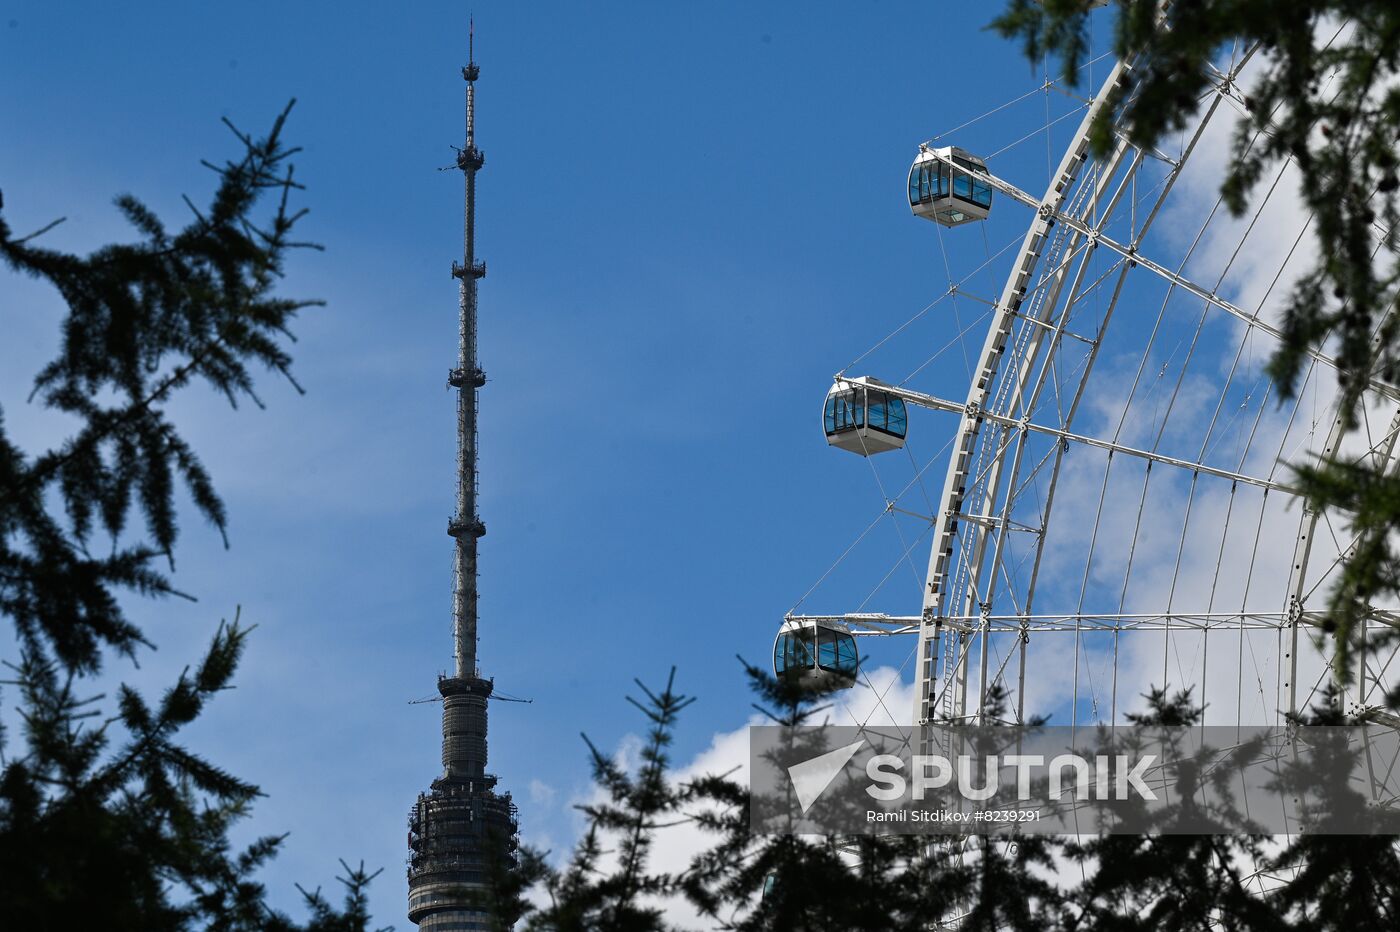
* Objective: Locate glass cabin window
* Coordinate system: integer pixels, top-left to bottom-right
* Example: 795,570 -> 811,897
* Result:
817,629 -> 837,671
910,162 -> 950,205
862,393 -> 907,438
948,166 -> 992,209
836,633 -> 857,673
969,177 -> 992,208
817,627 -> 858,675
824,392 -> 864,434
886,397 -> 907,437
775,631 -> 816,675
827,391 -> 904,437
868,395 -> 888,431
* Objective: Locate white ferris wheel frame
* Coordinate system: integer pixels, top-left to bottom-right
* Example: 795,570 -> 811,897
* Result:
789,42 -> 1400,732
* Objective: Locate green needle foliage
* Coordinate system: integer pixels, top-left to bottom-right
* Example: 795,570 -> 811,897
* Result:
991,1 -> 1400,704
0,100 -> 321,676
1059,689 -> 1278,931
0,105 -> 385,929
686,660 -> 891,932
534,673 -> 1394,930
1266,688 -> 1400,930
522,669 -> 696,932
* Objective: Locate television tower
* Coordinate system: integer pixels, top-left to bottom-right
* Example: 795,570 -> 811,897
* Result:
407,23 -> 519,931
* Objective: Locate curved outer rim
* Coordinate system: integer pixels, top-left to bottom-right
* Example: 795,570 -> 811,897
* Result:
913,58 -> 1134,724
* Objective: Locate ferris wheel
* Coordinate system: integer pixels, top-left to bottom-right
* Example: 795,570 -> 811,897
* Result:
776,24 -> 1400,739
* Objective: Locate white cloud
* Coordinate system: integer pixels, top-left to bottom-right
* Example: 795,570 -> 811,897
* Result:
528,778 -> 557,808
526,667 -> 909,927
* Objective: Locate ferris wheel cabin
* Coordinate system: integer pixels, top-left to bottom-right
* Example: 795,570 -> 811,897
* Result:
908,146 -> 993,227
824,380 -> 908,455
773,618 -> 859,692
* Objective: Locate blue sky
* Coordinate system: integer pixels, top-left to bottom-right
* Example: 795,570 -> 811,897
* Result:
3,1 -> 1330,926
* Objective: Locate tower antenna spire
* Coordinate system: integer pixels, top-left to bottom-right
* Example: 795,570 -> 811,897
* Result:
407,23 -> 519,930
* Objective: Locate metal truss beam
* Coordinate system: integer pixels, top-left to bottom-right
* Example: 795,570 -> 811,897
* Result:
836,376 -> 1293,494
911,55 -> 1232,725
788,609 -> 1400,635
923,149 -> 1400,403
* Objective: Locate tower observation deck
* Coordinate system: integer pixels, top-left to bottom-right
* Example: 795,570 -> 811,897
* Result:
407,25 -> 520,931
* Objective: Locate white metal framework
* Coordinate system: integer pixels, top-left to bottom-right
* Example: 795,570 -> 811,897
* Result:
791,25 -> 1400,746
779,13 -> 1400,928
